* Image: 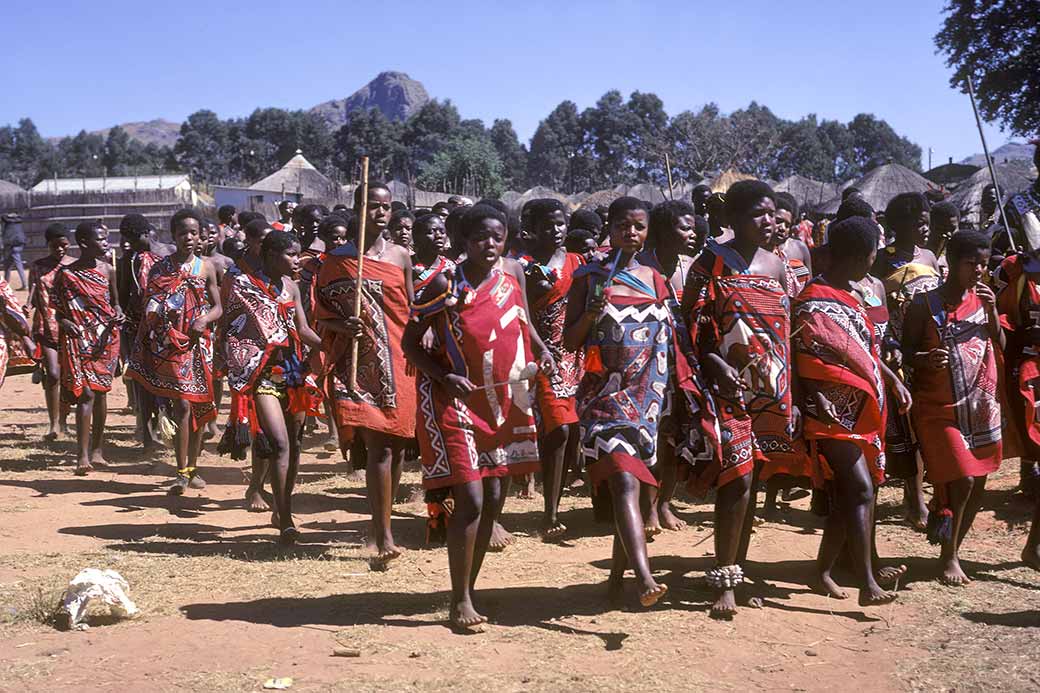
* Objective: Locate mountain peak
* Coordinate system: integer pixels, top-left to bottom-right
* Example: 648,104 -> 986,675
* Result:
308,72 -> 430,129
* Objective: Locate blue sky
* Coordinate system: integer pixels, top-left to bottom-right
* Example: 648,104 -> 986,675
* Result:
2,0 -> 1013,168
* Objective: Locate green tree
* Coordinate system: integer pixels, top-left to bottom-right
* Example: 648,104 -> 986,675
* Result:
527,101 -> 588,191
668,104 -> 733,182
0,118 -> 57,187
489,118 -> 527,190
583,90 -> 638,187
847,113 -> 922,172
935,0 -> 1040,136
401,99 -> 462,177
174,110 -> 232,184
56,131 -> 106,177
417,133 -> 504,198
727,102 -> 784,178
333,107 -> 403,182
626,91 -> 671,185
771,115 -> 834,181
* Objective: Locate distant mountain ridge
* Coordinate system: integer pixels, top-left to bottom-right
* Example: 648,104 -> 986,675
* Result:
54,71 -> 431,148
961,140 -> 1036,166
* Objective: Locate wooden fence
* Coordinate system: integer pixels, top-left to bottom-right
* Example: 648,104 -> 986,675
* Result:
0,189 -> 208,261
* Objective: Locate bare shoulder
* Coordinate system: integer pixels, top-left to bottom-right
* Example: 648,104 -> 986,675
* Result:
383,243 -> 412,269
788,238 -> 811,262
756,247 -> 786,280
501,257 -> 524,279
918,248 -> 940,269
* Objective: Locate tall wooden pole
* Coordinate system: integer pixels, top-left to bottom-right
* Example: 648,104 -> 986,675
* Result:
348,156 -> 370,392
967,75 -> 1017,252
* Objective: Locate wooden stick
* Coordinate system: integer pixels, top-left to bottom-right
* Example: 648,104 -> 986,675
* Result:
967,75 -> 1018,252
665,152 -> 675,200
348,156 -> 370,393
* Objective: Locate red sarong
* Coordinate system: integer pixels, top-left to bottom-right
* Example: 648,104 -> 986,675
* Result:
792,278 -> 886,486
687,240 -> 804,488
52,265 -> 120,399
911,289 -> 1001,484
0,279 -> 31,388
127,256 -> 216,427
413,264 -> 540,489
995,254 -> 1040,457
29,258 -> 63,349
315,247 -> 416,442
531,252 -> 584,433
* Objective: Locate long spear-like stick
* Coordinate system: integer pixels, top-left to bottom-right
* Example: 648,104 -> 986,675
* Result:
967,75 -> 1018,252
665,152 -> 675,200
348,156 -> 370,392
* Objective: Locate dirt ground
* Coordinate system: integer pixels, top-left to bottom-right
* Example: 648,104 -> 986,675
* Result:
1,299 -> 1039,691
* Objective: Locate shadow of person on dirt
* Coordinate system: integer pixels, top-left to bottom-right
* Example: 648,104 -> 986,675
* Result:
181,581 -> 632,649
961,609 -> 1040,627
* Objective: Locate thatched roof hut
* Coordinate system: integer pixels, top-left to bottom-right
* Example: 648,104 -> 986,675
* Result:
924,162 -> 980,188
951,160 -> 1036,226
577,188 -> 623,210
709,169 -> 755,193
500,190 -> 522,209
626,183 -> 671,205
251,150 -> 340,200
815,163 -> 933,215
774,175 -> 839,210
512,185 -> 571,211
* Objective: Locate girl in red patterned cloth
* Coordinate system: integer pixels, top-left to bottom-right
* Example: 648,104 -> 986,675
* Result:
220,230 -> 322,543
0,277 -> 33,389
903,231 -> 1003,586
28,224 -> 71,440
52,221 -> 124,475
794,217 -> 911,606
520,198 -> 584,541
404,204 -> 554,632
128,209 -> 223,494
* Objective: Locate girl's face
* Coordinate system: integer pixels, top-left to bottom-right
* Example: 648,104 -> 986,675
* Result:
321,224 -> 349,250
173,219 -> 200,255
80,227 -> 109,257
773,209 -> 793,245
532,210 -> 568,251
609,210 -> 649,254
266,242 -> 301,278
735,196 -> 776,248
366,188 -> 393,232
671,213 -> 698,254
414,217 -> 447,257
953,249 -> 989,289
464,218 -> 507,271
389,216 -> 414,249
49,236 -> 69,259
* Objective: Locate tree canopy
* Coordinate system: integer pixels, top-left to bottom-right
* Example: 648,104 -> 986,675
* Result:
0,90 -> 924,194
935,0 -> 1040,136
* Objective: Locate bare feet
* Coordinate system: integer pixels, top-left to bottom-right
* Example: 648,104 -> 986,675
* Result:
939,557 -> 971,586
89,452 -> 108,469
606,575 -> 625,606
517,474 -> 537,499
710,588 -> 738,620
449,600 -> 487,633
659,503 -> 686,531
858,583 -> 898,606
279,527 -> 300,545
813,572 -> 849,599
1022,544 -> 1040,571
74,461 -> 93,476
488,522 -> 515,552
374,537 -> 402,565
639,581 -> 668,608
245,488 -> 270,512
541,520 -> 567,542
876,564 -> 908,588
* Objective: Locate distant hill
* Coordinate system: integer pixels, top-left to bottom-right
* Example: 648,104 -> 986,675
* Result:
308,71 -> 430,129
961,140 -> 1036,166
51,72 -> 431,148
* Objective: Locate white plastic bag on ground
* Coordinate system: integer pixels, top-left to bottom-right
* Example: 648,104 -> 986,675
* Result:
57,568 -> 140,630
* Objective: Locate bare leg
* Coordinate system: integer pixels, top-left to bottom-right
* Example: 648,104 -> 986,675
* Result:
821,439 -> 895,606
736,462 -> 761,563
608,472 -> 666,607
711,473 -> 751,618
88,391 -> 107,467
255,394 -> 300,543
363,429 -> 401,563
540,424 -> 571,539
42,348 -> 63,439
606,533 -> 628,604
470,476 -> 503,591
1022,494 -> 1040,570
939,476 -> 974,586
447,480 -> 486,630
655,436 -> 685,531
903,459 -> 929,531
74,391 -> 95,474
490,475 -> 515,551
814,489 -> 850,599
